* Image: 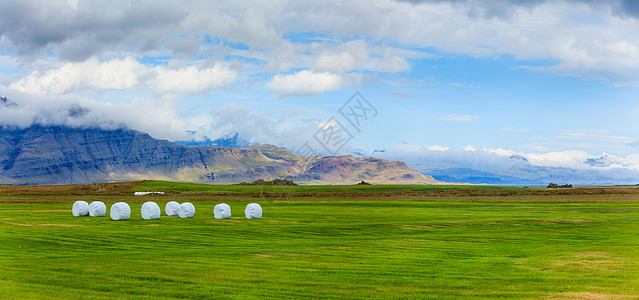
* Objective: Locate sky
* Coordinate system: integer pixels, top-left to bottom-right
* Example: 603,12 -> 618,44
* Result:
1,0 -> 639,178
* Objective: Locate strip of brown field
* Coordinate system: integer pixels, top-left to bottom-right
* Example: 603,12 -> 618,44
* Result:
0,180 -> 146,196
1,180 -> 639,200
2,192 -> 639,205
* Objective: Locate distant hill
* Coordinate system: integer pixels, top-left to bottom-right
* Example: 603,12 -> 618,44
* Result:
426,168 -> 510,184
418,166 -> 624,186
0,125 -> 439,185
422,167 -> 553,185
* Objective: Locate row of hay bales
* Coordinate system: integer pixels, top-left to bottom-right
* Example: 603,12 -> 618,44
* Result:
72,201 -> 262,220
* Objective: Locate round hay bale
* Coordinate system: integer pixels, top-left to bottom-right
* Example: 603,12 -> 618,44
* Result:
88,201 -> 106,217
165,201 -> 180,216
245,203 -> 262,219
110,202 -> 131,221
177,202 -> 195,218
214,203 -> 231,219
72,201 -> 89,217
141,201 -> 161,220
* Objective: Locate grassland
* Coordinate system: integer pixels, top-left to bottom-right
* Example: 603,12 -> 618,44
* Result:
1,181 -> 639,299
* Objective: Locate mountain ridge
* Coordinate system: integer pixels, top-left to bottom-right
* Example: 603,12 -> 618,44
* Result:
0,125 -> 439,185
418,166 -> 627,186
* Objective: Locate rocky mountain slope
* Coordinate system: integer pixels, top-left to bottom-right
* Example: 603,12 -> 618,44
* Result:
0,126 -> 438,185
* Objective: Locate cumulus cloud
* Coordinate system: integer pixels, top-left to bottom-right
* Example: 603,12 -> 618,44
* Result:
9,57 -> 236,95
10,57 -> 144,95
265,70 -> 365,98
153,64 -> 237,94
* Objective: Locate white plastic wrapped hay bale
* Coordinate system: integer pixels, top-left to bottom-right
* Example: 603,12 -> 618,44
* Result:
214,203 -> 231,219
177,202 -> 195,218
89,201 -> 106,217
245,203 -> 262,219
165,201 -> 180,216
134,191 -> 165,196
110,202 -> 131,221
72,201 -> 89,217
141,201 -> 161,220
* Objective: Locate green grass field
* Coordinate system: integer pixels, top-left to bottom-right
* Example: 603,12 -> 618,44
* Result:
1,182 -> 639,299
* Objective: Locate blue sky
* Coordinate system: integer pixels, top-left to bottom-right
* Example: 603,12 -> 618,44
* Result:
1,0 -> 639,178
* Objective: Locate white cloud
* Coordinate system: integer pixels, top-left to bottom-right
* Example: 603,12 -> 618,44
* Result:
311,39 -> 410,74
312,40 -> 369,74
463,145 -> 476,151
519,150 -> 639,171
9,57 -> 236,95
375,52 -> 410,73
10,57 -> 144,95
0,89 -> 194,141
440,113 -> 481,122
426,144 -> 450,152
484,148 -> 524,157
153,64 -> 236,94
265,70 -> 364,98
525,150 -> 593,169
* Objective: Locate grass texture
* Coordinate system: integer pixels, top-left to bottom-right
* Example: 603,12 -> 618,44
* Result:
1,182 -> 639,299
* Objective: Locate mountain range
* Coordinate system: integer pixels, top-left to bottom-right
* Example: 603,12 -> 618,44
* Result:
0,125 -> 438,185
353,147 -> 638,186
415,162 -> 633,186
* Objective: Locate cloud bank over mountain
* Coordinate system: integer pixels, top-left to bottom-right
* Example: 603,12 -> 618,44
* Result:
374,145 -> 639,185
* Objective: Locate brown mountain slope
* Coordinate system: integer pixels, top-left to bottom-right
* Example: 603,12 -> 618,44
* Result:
0,126 -> 439,185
